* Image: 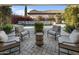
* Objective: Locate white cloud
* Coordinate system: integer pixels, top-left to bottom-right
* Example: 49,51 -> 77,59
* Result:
12,9 -> 33,16
13,9 -> 33,16
13,9 -> 24,16
27,9 -> 33,12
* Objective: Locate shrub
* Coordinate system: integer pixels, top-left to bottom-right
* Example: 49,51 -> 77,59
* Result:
12,15 -> 33,24
0,25 -> 3,30
35,22 -> 44,33
3,24 -> 13,34
64,25 -> 75,33
75,22 -> 79,31
64,5 -> 79,33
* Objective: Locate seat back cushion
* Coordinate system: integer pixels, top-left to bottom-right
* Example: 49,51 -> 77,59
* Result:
15,25 -> 24,32
0,31 -> 8,42
69,30 -> 79,43
52,25 -> 61,34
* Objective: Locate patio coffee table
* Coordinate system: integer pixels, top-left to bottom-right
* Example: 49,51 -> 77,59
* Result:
36,32 -> 44,47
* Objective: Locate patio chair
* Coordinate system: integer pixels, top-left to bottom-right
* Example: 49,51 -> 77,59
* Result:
0,31 -> 20,55
15,25 -> 30,41
58,30 -> 79,55
47,25 -> 61,40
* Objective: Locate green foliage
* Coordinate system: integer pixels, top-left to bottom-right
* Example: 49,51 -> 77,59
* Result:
2,24 -> 13,34
0,25 -> 3,30
35,23 -> 44,32
75,22 -> 79,31
64,25 -> 75,33
64,5 -> 79,33
0,6 -> 12,25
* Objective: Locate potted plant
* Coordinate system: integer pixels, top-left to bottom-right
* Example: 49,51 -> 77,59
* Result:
35,22 -> 44,33
2,24 -> 13,34
35,22 -> 44,47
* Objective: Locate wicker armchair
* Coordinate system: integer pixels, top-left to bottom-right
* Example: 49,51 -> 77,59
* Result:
47,25 -> 61,40
0,31 -> 20,55
15,25 -> 30,41
58,30 -> 79,55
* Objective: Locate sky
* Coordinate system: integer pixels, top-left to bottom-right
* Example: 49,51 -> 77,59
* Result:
11,6 -> 25,16
11,5 -> 67,16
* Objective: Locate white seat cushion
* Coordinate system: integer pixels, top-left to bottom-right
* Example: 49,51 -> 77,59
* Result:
48,30 -> 56,35
0,31 -> 20,43
69,30 -> 79,43
3,37 -> 20,46
8,36 -> 20,42
0,31 -> 8,42
58,35 -> 70,43
58,30 -> 79,44
15,25 -> 24,32
21,31 -> 28,35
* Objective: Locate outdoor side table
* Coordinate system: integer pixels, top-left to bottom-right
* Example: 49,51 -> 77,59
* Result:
36,32 -> 44,47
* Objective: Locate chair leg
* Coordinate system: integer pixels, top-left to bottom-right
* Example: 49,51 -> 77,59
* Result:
47,30 -> 49,37
21,35 -> 23,41
58,43 -> 60,55
28,32 -> 30,38
27,31 -> 30,38
67,49 -> 70,55
19,42 -> 20,54
9,48 -> 12,54
47,33 -> 48,37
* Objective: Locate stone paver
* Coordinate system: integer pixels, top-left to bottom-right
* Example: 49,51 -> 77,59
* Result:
20,26 -> 79,55
20,27 -> 59,55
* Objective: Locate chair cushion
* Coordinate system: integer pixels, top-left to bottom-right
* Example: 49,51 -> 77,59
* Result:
0,36 -> 20,46
0,31 -> 8,42
58,35 -> 70,43
69,30 -> 79,43
48,30 -> 56,35
15,25 -> 24,32
21,31 -> 28,35
52,25 -> 61,32
8,36 -> 20,42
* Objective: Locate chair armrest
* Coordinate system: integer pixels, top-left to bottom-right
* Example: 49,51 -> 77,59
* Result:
58,35 -> 69,38
47,29 -> 49,33
47,29 -> 55,34
61,41 -> 79,44
47,28 -> 53,31
21,30 -> 29,35
0,40 -> 18,43
8,35 -> 16,37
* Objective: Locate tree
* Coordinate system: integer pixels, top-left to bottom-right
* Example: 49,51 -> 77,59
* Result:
64,5 -> 79,33
0,6 -> 12,25
25,6 -> 27,16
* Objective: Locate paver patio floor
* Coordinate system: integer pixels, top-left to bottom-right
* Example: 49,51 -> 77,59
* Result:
20,26 -> 79,55
20,26 -> 59,55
